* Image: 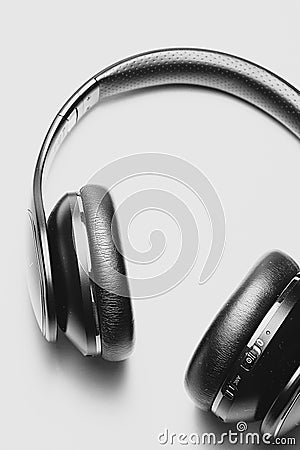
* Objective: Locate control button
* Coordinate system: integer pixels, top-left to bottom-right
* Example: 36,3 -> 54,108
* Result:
224,387 -> 235,401
256,338 -> 264,347
241,345 -> 261,371
223,383 -> 236,401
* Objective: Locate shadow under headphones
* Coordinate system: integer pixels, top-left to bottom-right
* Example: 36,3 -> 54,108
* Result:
27,48 -> 300,438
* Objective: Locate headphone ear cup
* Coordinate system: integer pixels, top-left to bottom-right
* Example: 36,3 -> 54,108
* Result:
80,184 -> 134,361
185,251 -> 299,411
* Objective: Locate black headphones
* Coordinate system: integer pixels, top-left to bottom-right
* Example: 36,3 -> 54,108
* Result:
27,48 -> 300,438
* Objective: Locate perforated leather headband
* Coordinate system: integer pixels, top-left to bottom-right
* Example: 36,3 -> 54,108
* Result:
31,48 -> 300,340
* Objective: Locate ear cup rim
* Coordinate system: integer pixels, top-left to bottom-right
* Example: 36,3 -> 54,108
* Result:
185,251 -> 299,411
47,193 -> 98,355
80,184 -> 134,361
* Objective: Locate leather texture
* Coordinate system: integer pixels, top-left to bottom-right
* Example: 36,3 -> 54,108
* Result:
185,251 -> 299,411
96,49 -> 300,139
80,185 -> 134,361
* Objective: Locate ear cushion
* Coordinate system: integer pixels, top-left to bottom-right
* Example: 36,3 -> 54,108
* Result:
80,184 -> 134,361
185,251 -> 299,411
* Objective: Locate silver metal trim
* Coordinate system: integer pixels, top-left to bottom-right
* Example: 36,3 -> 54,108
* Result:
72,195 -> 102,355
212,390 -> 223,416
27,209 -> 46,335
76,195 -> 101,354
275,387 -> 300,437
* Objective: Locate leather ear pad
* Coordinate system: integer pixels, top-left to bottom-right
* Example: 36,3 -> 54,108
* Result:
185,251 -> 299,411
80,184 -> 134,361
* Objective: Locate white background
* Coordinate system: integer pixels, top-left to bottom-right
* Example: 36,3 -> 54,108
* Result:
2,1 -> 300,449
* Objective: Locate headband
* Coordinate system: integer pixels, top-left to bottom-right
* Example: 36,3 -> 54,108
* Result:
30,48 -> 300,339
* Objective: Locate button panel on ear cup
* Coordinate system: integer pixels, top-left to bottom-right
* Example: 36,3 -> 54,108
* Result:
240,345 -> 262,372
223,344 -> 263,400
223,345 -> 262,401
